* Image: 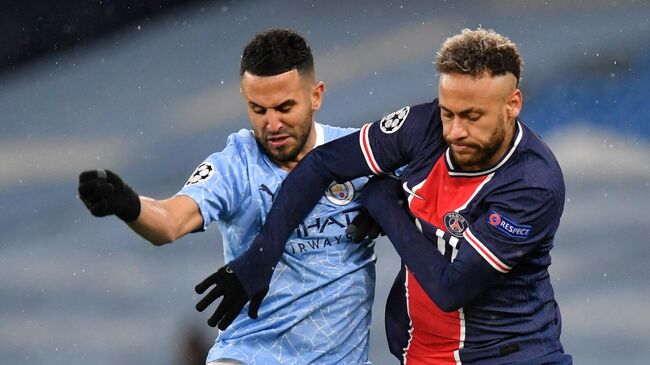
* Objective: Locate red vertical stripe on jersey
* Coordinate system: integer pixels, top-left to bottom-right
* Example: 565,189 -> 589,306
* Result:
359,123 -> 383,175
403,155 -> 490,364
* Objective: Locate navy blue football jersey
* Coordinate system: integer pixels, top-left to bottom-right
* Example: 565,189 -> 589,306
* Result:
231,100 -> 572,364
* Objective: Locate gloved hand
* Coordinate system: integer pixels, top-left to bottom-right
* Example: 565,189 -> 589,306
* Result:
346,208 -> 384,243
195,265 -> 268,330
78,169 -> 141,222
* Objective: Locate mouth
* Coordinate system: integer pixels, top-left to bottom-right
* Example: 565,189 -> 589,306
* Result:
451,144 -> 475,154
266,134 -> 291,148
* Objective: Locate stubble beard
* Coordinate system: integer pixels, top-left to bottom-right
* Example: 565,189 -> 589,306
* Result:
451,114 -> 507,171
261,108 -> 314,164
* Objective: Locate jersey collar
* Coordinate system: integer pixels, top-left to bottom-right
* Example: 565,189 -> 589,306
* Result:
445,120 -> 523,177
314,122 -> 325,148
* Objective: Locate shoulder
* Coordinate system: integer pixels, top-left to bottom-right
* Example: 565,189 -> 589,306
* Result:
492,122 -> 565,210
226,128 -> 258,148
518,123 -> 564,192
319,123 -> 357,141
220,129 -> 262,157
398,100 -> 442,137
199,129 -> 261,169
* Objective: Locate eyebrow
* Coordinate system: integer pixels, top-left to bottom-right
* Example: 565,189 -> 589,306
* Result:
439,104 -> 483,116
249,99 -> 297,111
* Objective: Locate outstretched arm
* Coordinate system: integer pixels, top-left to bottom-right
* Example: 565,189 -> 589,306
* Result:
128,195 -> 203,245
230,103 -> 441,297
78,169 -> 203,245
360,175 -> 560,311
197,102 -> 442,328
229,130 -> 376,296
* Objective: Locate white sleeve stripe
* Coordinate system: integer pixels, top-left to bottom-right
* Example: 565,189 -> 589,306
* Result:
414,218 -> 423,232
451,246 -> 459,262
437,236 -> 446,255
464,228 -> 511,273
359,123 -> 384,175
449,236 -> 459,249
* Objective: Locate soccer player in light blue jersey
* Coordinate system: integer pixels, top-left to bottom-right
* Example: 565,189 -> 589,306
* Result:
78,29 -> 376,365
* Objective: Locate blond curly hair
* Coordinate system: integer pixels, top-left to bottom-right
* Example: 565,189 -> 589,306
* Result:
436,28 -> 523,85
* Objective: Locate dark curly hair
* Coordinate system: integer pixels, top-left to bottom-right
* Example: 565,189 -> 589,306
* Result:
240,29 -> 314,78
436,28 -> 523,85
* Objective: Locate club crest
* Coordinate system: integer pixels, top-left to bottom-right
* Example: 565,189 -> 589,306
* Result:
325,181 -> 355,205
379,106 -> 410,134
444,212 -> 468,237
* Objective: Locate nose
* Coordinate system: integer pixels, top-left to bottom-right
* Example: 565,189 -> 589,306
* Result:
447,117 -> 468,141
266,109 -> 283,133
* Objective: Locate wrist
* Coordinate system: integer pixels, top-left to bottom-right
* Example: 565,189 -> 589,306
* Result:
115,186 -> 141,222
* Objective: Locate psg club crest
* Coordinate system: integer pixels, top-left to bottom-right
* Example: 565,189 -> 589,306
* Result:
444,212 -> 468,237
325,181 -> 355,205
379,106 -> 410,134
185,162 -> 214,185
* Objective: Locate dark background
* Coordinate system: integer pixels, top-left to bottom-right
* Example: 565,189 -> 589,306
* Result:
1,0 -> 206,75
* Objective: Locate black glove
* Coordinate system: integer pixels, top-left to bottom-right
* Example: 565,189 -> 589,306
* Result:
78,169 -> 141,222
346,208 -> 384,243
195,265 -> 267,330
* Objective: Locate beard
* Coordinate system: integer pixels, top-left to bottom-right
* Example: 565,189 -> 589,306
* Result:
449,113 -> 508,171
259,108 -> 314,164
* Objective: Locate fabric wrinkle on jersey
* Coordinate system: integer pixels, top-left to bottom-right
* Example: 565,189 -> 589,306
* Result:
177,123 -> 376,365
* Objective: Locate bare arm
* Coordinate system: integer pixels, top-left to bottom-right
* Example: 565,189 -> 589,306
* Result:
79,169 -> 204,246
128,195 -> 204,245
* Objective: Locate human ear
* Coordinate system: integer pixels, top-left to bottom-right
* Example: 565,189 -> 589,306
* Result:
311,81 -> 325,111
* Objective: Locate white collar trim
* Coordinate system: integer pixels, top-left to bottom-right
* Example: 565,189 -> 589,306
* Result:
446,121 -> 524,177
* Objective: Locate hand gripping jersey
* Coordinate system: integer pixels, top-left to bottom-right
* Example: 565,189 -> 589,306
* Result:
177,123 -> 375,365
231,101 -> 572,364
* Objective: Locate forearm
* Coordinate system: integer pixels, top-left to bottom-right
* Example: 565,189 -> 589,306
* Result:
229,131 -> 375,297
229,149 -> 335,296
128,196 -> 203,246
364,179 -> 498,311
125,197 -> 173,245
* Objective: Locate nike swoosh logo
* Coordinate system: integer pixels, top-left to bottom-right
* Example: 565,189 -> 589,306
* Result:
402,182 -> 424,200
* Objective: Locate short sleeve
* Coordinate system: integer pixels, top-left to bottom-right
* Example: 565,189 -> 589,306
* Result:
175,134 -> 250,230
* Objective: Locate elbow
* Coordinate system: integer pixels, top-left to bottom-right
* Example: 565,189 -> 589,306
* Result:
426,288 -> 464,312
149,237 -> 172,246
143,230 -> 178,246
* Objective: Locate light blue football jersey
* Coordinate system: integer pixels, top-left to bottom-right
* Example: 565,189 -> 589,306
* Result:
176,123 -> 375,365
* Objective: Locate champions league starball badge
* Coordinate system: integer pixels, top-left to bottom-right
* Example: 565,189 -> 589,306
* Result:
185,162 -> 215,185
325,181 -> 355,205
379,106 -> 410,134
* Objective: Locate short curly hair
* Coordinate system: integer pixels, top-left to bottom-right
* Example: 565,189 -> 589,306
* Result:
436,28 -> 523,84
240,29 -> 314,78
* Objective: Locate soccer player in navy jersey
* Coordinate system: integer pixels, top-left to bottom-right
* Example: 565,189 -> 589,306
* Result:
215,28 -> 572,364
78,29 -> 377,365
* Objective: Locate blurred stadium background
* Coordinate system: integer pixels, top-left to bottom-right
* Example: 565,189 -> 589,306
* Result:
1,1 -> 649,364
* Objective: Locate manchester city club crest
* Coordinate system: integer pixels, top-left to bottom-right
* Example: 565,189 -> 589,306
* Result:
444,212 -> 469,237
325,181 -> 355,205
379,106 -> 410,134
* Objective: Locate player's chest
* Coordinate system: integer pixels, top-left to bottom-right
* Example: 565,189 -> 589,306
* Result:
403,155 -> 492,236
